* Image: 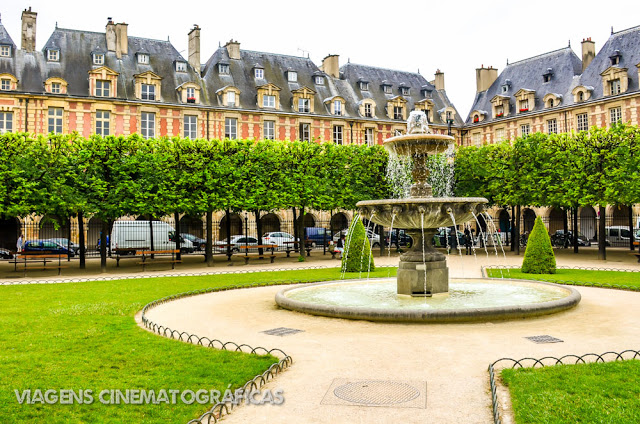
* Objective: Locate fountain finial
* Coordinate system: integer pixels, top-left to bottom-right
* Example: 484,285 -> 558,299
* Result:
407,110 -> 430,135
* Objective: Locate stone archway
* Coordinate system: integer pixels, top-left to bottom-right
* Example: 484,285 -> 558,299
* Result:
0,217 -> 20,250
219,213 -> 243,240
548,207 -> 564,235
87,217 -> 105,251
522,209 -> 536,233
260,213 -> 281,234
179,215 -> 204,238
579,206 -> 597,241
611,206 -> 629,227
330,213 -> 349,233
39,215 -> 69,240
498,209 -> 510,233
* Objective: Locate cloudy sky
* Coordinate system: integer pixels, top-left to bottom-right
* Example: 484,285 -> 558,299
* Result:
2,1 -> 639,117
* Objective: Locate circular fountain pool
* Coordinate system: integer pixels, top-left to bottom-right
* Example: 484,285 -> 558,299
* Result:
275,278 -> 581,323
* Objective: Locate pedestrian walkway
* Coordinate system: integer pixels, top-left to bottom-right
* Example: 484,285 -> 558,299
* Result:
143,250 -> 639,424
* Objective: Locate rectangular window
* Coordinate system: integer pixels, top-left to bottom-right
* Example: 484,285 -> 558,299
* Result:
401,87 -> 410,96
298,98 -> 310,113
383,85 -> 392,94
364,103 -> 373,118
137,54 -> 149,64
0,112 -> 13,134
263,120 -> 275,140
184,115 -> 197,139
299,123 -> 310,142
495,128 -> 505,142
519,99 -> 529,111
0,45 -> 10,57
219,63 -> 229,74
0,79 -> 10,90
225,118 -> 237,139
96,110 -> 110,136
364,128 -> 374,146
48,108 -> 63,134
610,107 -> 622,125
472,133 -> 481,146
96,80 -> 111,97
360,82 -> 369,91
263,95 -> 276,108
141,112 -> 155,139
255,68 -> 264,79
520,124 -> 530,137
141,84 -> 156,101
288,71 -> 297,82
446,111 -> 453,121
51,83 -> 61,94
93,54 -> 104,65
186,87 -> 196,102
577,113 -> 588,132
610,79 -> 621,95
495,105 -> 504,117
176,61 -> 187,72
333,100 -> 342,116
547,119 -> 557,134
227,91 -> 236,107
333,125 -> 343,145
393,106 -> 403,120
47,50 -> 59,61
314,76 -> 324,85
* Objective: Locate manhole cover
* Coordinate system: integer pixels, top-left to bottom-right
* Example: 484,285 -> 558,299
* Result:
525,335 -> 563,344
333,380 -> 420,405
261,327 -> 304,336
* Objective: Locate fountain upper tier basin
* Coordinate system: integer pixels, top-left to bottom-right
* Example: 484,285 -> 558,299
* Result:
384,133 -> 454,156
357,197 -> 488,229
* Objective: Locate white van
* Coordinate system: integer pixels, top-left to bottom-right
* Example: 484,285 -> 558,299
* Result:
110,220 -> 194,254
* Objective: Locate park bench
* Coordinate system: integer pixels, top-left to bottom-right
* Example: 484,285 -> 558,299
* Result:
11,252 -> 68,276
238,245 -> 278,264
284,241 -> 313,258
109,247 -> 149,267
136,249 -> 180,271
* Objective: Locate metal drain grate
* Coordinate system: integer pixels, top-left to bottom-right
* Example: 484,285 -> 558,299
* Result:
525,335 -> 564,344
334,380 -> 420,406
261,327 -> 304,336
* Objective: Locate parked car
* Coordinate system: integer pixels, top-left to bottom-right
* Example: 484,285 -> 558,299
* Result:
22,239 -> 75,256
262,232 -> 295,247
333,228 -> 381,248
214,235 -> 258,253
46,238 -> 81,255
0,248 -> 14,259
385,229 -> 413,248
550,230 -> 591,247
305,227 -> 332,247
110,220 -> 194,254
432,228 -> 465,248
180,233 -> 206,250
604,226 -> 633,245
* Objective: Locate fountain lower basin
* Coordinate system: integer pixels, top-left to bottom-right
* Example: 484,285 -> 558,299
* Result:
275,278 -> 581,323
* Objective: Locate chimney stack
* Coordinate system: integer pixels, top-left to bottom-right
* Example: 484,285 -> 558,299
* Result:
475,65 -> 498,93
21,7 -> 37,52
321,54 -> 340,78
105,18 -> 116,52
225,40 -> 240,60
581,37 -> 595,72
115,22 -> 128,59
188,25 -> 201,72
434,69 -> 445,91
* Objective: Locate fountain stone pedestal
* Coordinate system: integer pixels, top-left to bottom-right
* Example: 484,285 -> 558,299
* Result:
397,229 -> 448,296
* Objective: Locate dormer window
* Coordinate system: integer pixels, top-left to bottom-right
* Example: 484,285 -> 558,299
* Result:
543,68 -> 553,83
287,71 -> 297,82
263,95 -> 276,108
578,91 -> 584,101
334,100 -> 342,116
93,54 -> 104,65
519,99 -> 529,112
314,76 -> 323,85
226,91 -> 235,106
383,84 -> 392,94
51,82 -> 61,94
186,87 -> 195,103
175,61 -> 187,72
47,49 -> 60,62
137,53 -> 149,65
219,63 -> 230,74
400,87 -> 410,96
364,103 -> 373,118
609,79 -> 621,95
393,106 -> 404,120
359,81 -> 369,91
141,84 -> 156,101
610,50 -> 621,66
421,89 -> 430,98
0,79 -> 11,91
298,98 -> 310,113
0,45 -> 10,57
501,85 -> 508,93
496,105 -> 504,116
255,68 -> 264,79
96,80 -> 111,97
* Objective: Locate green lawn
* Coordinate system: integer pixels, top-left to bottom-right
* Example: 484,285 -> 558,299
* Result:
486,268 -> 640,288
502,360 -> 640,424
0,267 -> 396,423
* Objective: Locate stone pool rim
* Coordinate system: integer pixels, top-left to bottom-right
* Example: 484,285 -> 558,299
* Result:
275,278 -> 582,323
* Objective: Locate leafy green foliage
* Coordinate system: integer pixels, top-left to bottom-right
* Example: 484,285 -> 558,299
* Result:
342,216 -> 375,272
521,217 -> 556,274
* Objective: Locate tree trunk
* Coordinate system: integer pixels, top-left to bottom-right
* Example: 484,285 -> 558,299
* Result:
148,215 -> 155,258
510,206 -> 516,251
562,208 -> 569,249
629,205 -> 635,251
78,211 -> 86,269
206,210 -> 213,267
292,207 -> 299,253
100,219 -> 108,272
379,223 -> 385,256
225,209 -> 232,260
255,210 -> 263,256
174,211 -> 181,260
67,216 -> 72,261
299,206 -> 306,255
573,207 -> 579,254
598,205 -> 606,260
515,205 -> 521,255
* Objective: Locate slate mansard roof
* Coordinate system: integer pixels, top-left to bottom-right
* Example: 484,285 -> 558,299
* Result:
466,24 -> 640,124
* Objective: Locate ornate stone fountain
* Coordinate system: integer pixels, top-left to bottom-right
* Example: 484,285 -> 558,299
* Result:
356,111 -> 487,296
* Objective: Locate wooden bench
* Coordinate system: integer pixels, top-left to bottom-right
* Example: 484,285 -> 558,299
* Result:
238,245 -> 278,264
10,253 -> 68,276
109,247 -> 149,267
284,241 -> 313,257
136,249 -> 181,271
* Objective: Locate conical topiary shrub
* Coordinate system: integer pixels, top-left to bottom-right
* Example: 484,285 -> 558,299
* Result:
521,216 -> 556,274
342,216 -> 375,272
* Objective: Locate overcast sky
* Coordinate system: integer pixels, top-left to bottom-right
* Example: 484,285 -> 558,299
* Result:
2,1 -> 639,117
